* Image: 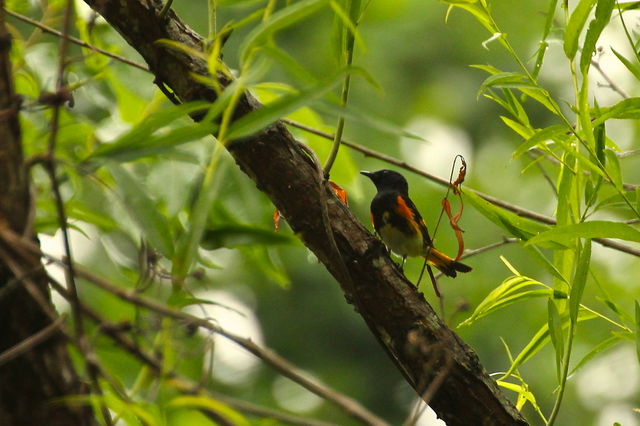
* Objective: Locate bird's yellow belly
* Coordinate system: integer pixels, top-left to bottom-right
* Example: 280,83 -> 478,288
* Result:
378,224 -> 424,257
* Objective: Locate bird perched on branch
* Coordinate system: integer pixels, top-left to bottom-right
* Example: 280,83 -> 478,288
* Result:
361,169 -> 471,278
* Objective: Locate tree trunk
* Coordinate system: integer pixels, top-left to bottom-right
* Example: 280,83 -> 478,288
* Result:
0,5 -> 92,425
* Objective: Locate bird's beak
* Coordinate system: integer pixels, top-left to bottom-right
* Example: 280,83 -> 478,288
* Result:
360,171 -> 373,178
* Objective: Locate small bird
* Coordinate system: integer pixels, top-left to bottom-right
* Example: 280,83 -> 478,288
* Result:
361,169 -> 472,278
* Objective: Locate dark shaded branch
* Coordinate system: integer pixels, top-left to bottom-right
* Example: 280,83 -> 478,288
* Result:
80,1 -> 527,424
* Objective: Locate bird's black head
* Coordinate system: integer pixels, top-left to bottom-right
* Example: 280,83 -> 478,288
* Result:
360,169 -> 409,194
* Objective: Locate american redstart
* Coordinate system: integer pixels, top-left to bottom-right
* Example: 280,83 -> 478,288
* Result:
361,169 -> 472,278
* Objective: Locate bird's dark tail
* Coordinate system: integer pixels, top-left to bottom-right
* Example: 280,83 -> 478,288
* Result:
426,248 -> 472,278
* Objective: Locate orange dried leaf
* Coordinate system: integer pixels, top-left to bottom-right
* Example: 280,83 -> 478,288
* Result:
442,198 -> 465,260
329,181 -> 348,206
273,209 -> 282,231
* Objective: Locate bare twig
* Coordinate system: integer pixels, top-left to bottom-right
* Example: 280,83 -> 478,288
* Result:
591,58 -> 630,99
4,8 -> 149,72
0,227 -> 388,426
0,316 -> 65,366
41,1 -> 111,423
283,119 -> 640,257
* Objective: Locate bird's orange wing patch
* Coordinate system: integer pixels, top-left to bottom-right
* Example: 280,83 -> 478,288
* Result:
395,195 -> 421,234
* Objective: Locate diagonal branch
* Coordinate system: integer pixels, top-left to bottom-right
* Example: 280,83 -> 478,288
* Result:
80,1 -> 528,424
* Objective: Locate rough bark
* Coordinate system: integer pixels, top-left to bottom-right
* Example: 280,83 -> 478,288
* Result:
0,5 -> 91,426
82,1 -> 528,424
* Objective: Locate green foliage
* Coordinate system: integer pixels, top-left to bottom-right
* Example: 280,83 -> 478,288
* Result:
10,0 -> 640,424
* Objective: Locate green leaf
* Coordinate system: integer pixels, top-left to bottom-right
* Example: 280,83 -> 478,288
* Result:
87,102 -> 214,162
580,0 -> 615,73
570,240 -> 591,324
226,68 -> 350,140
201,225 -> 295,250
611,47 -> 640,81
547,299 -> 565,380
172,147 -> 225,281
569,334 -> 624,377
503,310 -> 597,378
167,396 -> 250,426
500,116 -> 534,139
593,97 -> 640,125
109,164 -> 174,258
459,275 -> 552,327
605,149 -> 623,190
513,124 -> 567,158
240,0 -> 331,65
527,221 -> 640,246
564,0 -> 597,60
478,72 -> 535,98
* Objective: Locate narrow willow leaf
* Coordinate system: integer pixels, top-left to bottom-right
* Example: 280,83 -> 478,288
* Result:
87,102 -> 213,160
580,0 -> 615,73
611,47 -> 640,81
109,165 -> 174,258
458,275 -> 550,327
570,240 -> 591,324
532,0 -> 559,78
172,146 -> 225,280
519,87 -> 562,115
548,299 -> 565,380
240,0 -> 331,65
594,121 -> 606,166
513,124 -> 567,158
503,310 -> 597,378
500,116 -> 534,139
568,334 -> 623,377
593,97 -> 640,125
478,72 -> 535,98
527,221 -> 640,246
200,225 -> 295,249
605,149 -> 623,190
226,68 -> 350,140
564,0 -> 597,60
496,380 -> 540,412
167,396 -> 250,426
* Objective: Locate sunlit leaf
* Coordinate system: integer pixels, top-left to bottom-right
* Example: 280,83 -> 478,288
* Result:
580,0 -> 615,72
168,396 -> 249,426
513,124 -> 567,158
458,275 -> 553,327
503,310 -> 597,378
564,0 -> 597,60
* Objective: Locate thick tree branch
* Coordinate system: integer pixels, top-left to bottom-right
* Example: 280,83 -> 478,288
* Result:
81,1 -> 528,424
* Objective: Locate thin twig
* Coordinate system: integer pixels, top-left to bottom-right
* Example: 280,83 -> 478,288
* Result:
50,277 -> 339,426
283,119 -> 640,257
44,1 -> 111,423
591,58 -> 630,99
70,262 -> 389,426
0,315 -> 65,366
4,8 -> 149,72
0,229 -> 388,426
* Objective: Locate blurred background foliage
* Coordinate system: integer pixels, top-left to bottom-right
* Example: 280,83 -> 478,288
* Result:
7,0 -> 640,424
